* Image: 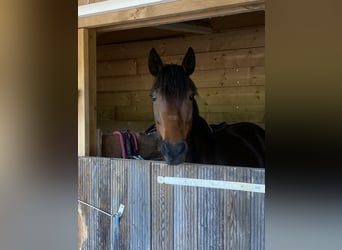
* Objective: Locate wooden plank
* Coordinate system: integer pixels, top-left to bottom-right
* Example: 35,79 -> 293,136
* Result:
97,74 -> 154,92
201,111 -> 265,124
78,201 -> 111,250
97,3 -> 264,32
97,120 -> 154,133
97,59 -> 137,77
97,106 -> 116,121
97,105 -> 264,125
250,169 -> 265,250
97,91 -> 151,106
96,48 -> 265,83
78,0 -> 89,6
151,162 -> 174,249
108,90 -> 264,105
78,29 -> 89,156
192,66 -> 265,88
135,48 -> 264,74
97,66 -> 265,92
97,25 -> 264,61
78,0 -> 265,29
89,29 -> 97,156
110,159 -> 129,249
196,86 -> 265,106
198,104 -> 264,113
78,29 -> 97,156
115,105 -> 154,121
197,165 -> 225,249
173,164 -> 198,249
128,159 -> 151,249
97,92 -> 131,106
223,167 -> 241,249
78,0 -> 174,17
156,22 -> 213,34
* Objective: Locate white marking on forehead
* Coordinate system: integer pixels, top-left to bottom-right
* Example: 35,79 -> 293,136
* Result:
168,115 -> 179,121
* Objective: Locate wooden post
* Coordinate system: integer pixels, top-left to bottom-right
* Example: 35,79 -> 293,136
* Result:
78,28 -> 97,156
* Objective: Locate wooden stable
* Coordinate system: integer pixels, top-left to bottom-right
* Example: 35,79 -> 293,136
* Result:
78,0 -> 265,156
78,1 -> 265,249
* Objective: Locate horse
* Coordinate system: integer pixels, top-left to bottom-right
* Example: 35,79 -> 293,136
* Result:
148,47 -> 265,168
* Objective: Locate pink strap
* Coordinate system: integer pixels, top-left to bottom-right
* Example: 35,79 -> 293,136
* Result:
113,131 -> 126,159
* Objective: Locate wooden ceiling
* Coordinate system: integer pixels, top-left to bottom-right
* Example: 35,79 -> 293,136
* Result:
96,11 -> 265,45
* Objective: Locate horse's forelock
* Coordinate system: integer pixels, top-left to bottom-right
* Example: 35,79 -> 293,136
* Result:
152,64 -> 197,100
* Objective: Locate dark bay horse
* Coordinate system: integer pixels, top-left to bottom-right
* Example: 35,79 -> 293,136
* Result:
148,47 -> 265,168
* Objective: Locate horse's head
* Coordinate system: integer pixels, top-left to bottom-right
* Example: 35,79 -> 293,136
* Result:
148,47 -> 198,165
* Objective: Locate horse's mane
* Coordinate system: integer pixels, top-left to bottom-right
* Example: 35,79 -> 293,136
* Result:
151,64 -> 197,100
191,99 -> 213,135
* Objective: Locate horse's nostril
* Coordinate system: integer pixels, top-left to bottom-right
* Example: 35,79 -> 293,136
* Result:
161,141 -> 188,157
178,141 -> 186,154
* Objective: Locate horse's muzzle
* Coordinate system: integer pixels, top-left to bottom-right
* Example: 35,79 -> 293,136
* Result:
161,140 -> 188,165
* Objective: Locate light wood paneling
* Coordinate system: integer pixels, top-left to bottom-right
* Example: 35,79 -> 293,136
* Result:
96,24 -> 265,132
97,25 -> 265,61
78,28 -> 97,156
78,0 -> 265,29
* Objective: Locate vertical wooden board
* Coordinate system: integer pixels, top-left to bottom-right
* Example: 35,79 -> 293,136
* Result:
78,28 -> 97,156
78,202 -> 111,250
250,169 -> 265,250
78,202 -> 89,250
78,157 -> 92,204
128,160 -> 151,249
151,162 -> 174,250
78,29 -> 89,156
110,158 -> 129,249
86,157 -> 111,213
224,167 -> 241,250
89,29 -> 97,156
197,165 -> 224,249
173,164 -> 198,250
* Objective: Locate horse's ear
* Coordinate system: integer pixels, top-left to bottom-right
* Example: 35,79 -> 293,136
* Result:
182,47 -> 196,75
148,48 -> 163,76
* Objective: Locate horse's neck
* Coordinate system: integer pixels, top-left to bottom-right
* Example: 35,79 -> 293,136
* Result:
187,101 -> 215,163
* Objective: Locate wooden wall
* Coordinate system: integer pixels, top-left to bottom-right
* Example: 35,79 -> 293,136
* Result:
78,157 -> 265,249
96,24 -> 265,133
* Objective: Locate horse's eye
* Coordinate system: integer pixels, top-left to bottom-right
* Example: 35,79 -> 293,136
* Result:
150,95 -> 157,102
189,93 -> 195,100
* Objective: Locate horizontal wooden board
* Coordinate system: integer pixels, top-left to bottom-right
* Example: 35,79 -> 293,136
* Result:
201,111 -> 264,124
98,104 -> 264,121
97,25 -> 265,61
97,66 -> 265,92
97,74 -> 154,92
97,119 -> 265,132
97,85 -> 265,107
115,106 -> 154,121
97,120 -> 154,133
98,47 -> 264,78
79,0 -> 265,28
97,59 -> 137,77
197,86 -> 265,106
97,91 -> 152,106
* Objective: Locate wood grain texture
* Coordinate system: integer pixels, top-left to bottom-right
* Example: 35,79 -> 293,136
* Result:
96,24 -> 265,133
97,26 -> 265,61
151,162 -> 174,250
78,0 -> 265,29
78,157 -> 265,249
